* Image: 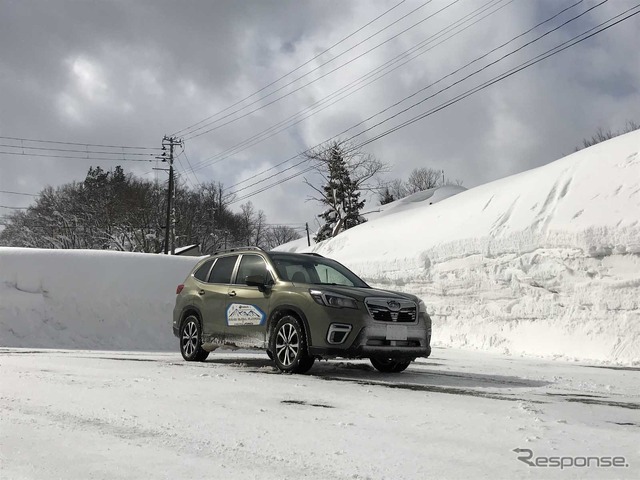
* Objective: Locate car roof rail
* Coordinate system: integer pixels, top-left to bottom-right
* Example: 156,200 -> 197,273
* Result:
211,246 -> 265,255
302,252 -> 324,257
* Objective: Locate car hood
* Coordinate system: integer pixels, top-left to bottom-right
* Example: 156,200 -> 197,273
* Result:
311,285 -> 420,304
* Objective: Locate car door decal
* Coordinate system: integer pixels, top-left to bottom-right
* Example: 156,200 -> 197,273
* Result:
226,303 -> 266,326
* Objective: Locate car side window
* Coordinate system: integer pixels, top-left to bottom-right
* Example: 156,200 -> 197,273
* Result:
193,259 -> 215,282
234,255 -> 268,285
208,255 -> 238,284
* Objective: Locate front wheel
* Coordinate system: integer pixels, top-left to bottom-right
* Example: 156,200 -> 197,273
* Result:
270,315 -> 315,374
370,358 -> 411,373
180,315 -> 209,362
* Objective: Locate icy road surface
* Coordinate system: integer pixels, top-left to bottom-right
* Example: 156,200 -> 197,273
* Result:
1,348 -> 638,479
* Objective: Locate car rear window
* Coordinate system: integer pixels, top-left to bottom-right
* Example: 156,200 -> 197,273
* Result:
208,255 -> 238,284
193,259 -> 214,282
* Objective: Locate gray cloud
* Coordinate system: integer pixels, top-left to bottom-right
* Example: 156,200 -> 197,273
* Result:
1,0 -> 639,230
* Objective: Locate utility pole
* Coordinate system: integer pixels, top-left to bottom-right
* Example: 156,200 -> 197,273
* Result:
305,222 -> 311,246
159,135 -> 183,254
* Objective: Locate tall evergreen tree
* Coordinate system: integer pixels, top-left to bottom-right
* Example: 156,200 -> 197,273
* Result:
314,144 -> 366,242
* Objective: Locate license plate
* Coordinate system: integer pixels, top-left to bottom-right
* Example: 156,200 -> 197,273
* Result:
386,325 -> 408,341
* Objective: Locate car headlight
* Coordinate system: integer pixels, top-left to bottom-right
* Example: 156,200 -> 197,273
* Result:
310,289 -> 358,309
418,299 -> 427,313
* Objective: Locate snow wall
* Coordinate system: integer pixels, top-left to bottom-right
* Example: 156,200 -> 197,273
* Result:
0,248 -> 199,351
277,131 -> 640,365
1,132 -> 639,363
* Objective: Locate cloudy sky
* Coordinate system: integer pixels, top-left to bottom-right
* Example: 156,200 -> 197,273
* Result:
1,0 -> 639,231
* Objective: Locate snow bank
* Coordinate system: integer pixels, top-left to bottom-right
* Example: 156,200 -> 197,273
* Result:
0,248 -> 200,350
2,133 -> 639,363
277,131 -> 640,364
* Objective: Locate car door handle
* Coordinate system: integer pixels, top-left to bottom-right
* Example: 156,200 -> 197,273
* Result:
198,289 -> 205,296
228,290 -> 237,297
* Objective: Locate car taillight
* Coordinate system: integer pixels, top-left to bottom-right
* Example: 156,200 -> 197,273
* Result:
176,284 -> 184,294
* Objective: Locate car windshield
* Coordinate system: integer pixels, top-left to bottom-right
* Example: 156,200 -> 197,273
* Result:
269,253 -> 369,288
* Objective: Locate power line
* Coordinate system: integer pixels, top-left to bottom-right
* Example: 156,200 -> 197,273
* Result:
0,189 -> 39,197
181,149 -> 201,187
0,143 -> 159,157
226,4 -> 639,204
0,135 -> 162,151
182,0 -> 463,140
332,0 -> 607,150
0,150 -> 155,162
0,222 -> 165,229
222,0 -> 590,194
0,204 -> 29,210
185,0 -> 512,175
352,4 -> 639,150
176,0 -> 432,138
170,0 -> 409,137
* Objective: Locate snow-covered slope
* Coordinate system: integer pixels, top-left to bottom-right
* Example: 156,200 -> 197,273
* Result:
277,131 -> 640,364
0,248 -> 200,350
367,185 -> 467,221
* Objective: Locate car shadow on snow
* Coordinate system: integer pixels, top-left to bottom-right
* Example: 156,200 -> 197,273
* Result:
206,355 -> 550,397
308,361 -> 550,389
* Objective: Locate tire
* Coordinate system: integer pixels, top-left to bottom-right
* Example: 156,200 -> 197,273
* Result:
270,315 -> 315,374
180,315 -> 209,362
370,358 -> 411,373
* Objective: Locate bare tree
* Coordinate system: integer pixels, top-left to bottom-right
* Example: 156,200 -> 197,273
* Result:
0,167 -> 275,253
265,225 -> 301,249
576,120 -> 640,151
405,168 -> 442,194
237,201 -> 268,247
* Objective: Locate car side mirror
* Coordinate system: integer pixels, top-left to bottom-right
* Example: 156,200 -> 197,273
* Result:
245,275 -> 269,292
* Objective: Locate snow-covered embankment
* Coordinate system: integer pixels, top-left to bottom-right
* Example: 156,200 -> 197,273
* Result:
0,248 -> 199,350
279,131 -> 640,364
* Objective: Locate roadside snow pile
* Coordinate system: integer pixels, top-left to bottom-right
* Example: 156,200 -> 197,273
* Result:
0,248 -> 199,350
277,131 -> 640,364
2,133 -> 639,363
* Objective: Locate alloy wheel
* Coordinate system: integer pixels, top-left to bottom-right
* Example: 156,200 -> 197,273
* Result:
182,320 -> 198,358
275,323 -> 299,367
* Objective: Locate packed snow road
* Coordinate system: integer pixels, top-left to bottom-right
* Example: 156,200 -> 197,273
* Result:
1,348 -> 638,479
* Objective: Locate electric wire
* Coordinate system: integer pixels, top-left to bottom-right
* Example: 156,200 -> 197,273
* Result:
0,204 -> 29,210
0,150 -> 155,163
226,4 -> 639,204
181,149 -> 201,187
0,190 -> 39,197
170,0 -> 408,136
182,0 -> 463,140
223,0 -> 592,193
330,0 -> 609,151
0,143 -> 159,157
0,135 -> 162,150
352,4 -> 640,150
185,0 -> 511,175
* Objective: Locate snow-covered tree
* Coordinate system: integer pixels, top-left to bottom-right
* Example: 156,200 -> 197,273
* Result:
305,142 -> 382,242
0,167 -> 275,253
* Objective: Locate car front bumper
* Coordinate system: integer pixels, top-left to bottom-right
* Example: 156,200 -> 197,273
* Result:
309,313 -> 432,360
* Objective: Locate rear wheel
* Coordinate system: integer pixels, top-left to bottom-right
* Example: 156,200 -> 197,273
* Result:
180,315 -> 209,362
370,358 -> 411,373
270,315 -> 315,374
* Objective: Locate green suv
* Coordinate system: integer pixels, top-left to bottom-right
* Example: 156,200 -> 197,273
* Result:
172,247 -> 432,374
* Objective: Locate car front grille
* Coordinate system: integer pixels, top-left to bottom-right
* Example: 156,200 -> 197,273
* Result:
365,298 -> 417,323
